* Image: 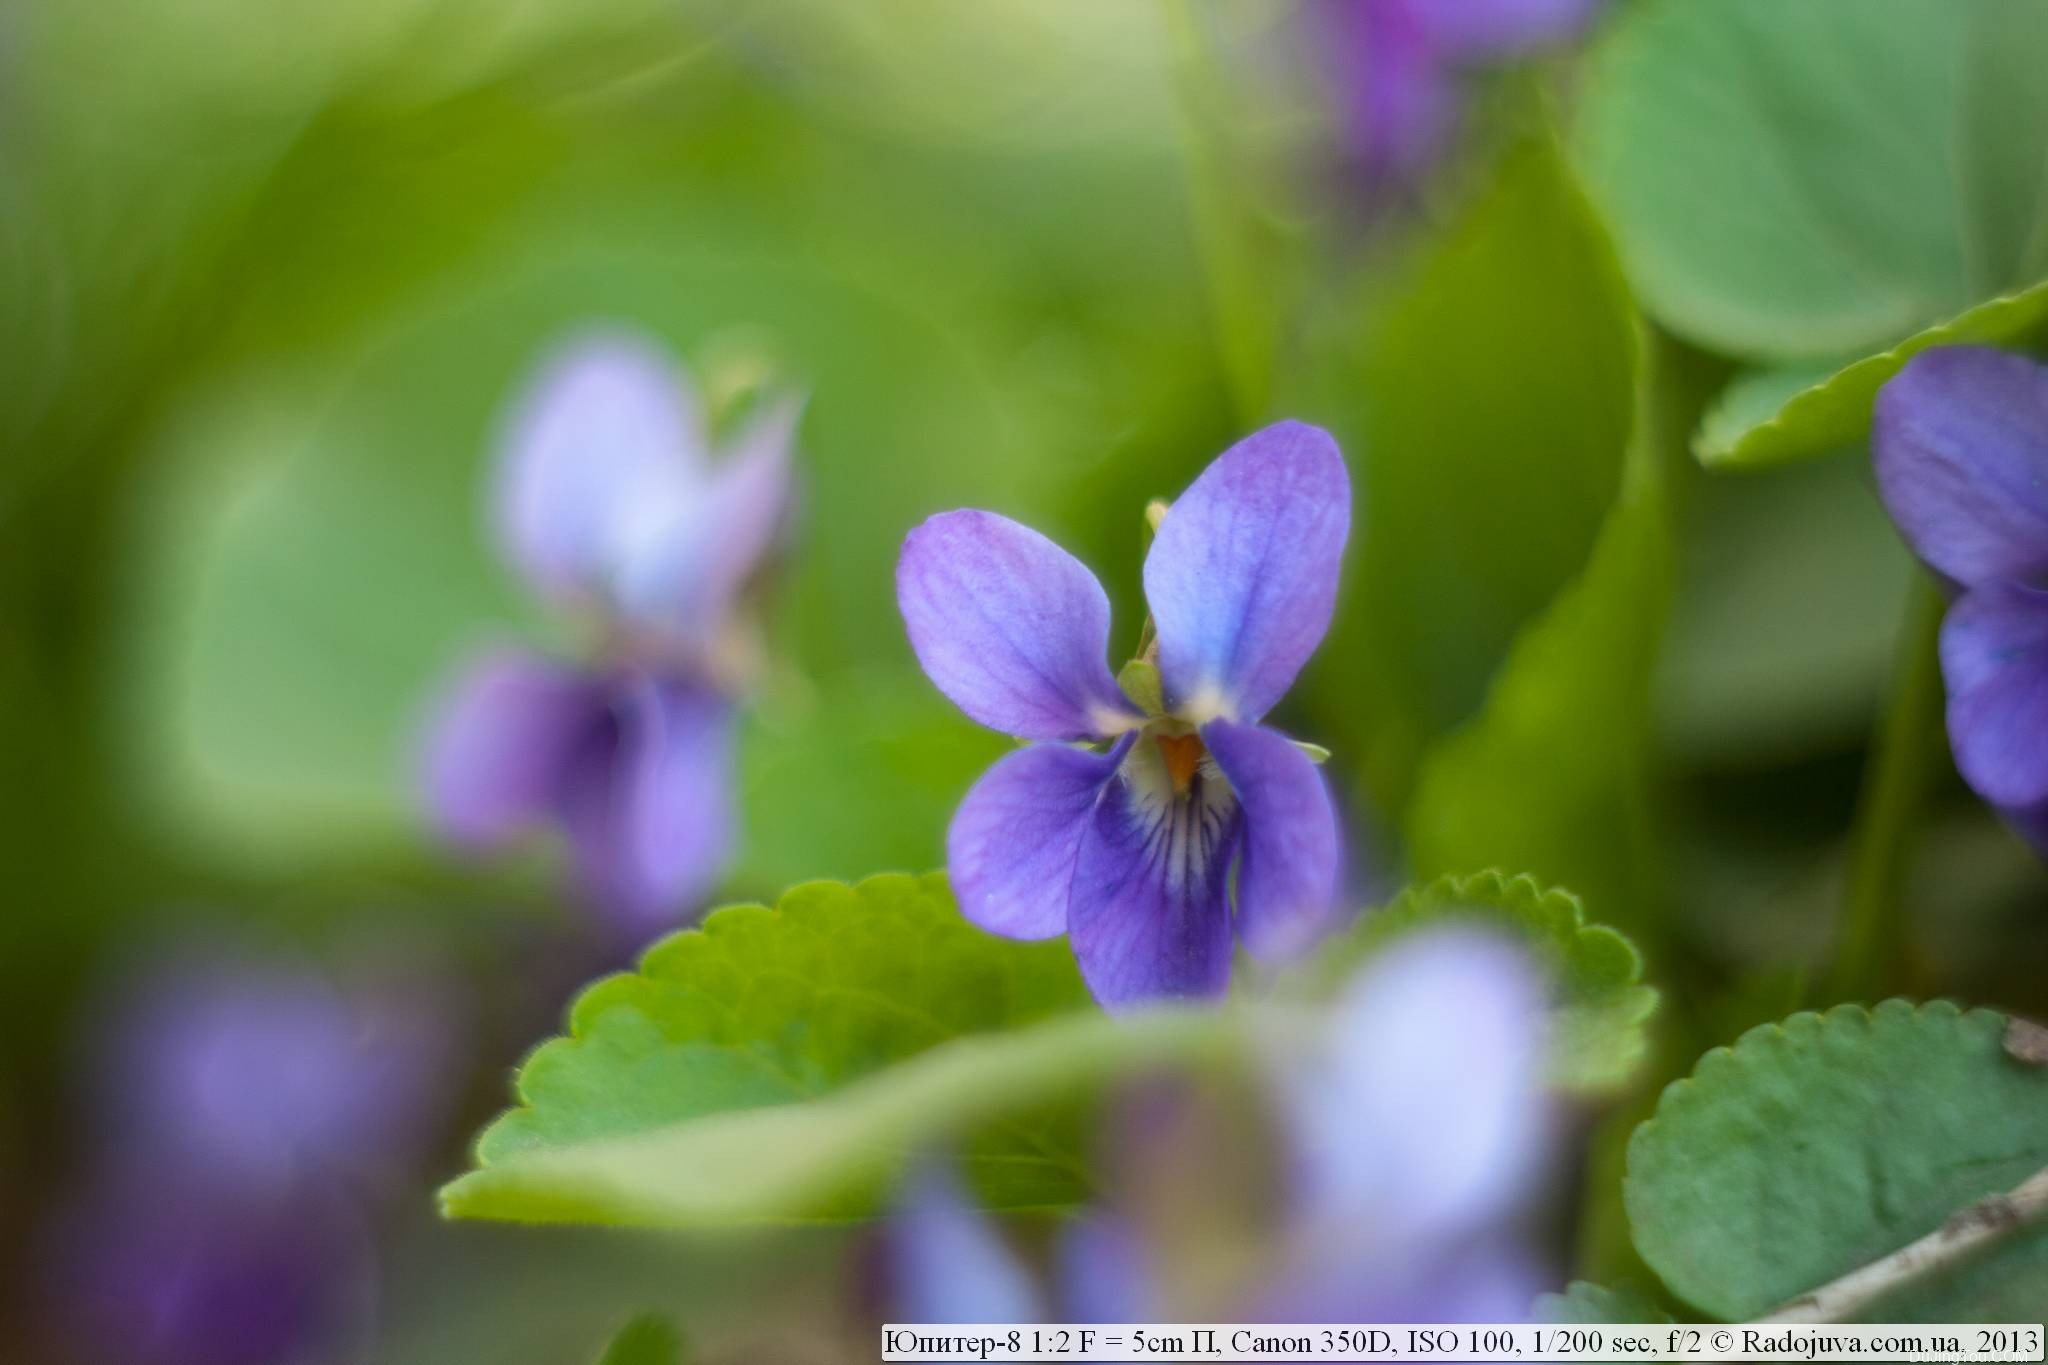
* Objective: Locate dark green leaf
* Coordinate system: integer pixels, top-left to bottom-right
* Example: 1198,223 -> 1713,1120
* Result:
1626,1001 -> 2048,1320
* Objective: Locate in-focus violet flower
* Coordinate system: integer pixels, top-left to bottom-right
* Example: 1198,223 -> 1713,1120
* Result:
422,328 -> 799,938
1312,0 -> 1602,195
884,927 -> 1550,1324
897,422 -> 1349,1008
1873,346 -> 2048,852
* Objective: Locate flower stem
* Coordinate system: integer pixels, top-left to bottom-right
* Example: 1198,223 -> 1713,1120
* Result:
1159,0 -> 1276,429
1826,576 -> 1946,1002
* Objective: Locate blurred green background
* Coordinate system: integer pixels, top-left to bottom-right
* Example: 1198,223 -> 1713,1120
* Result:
6,0 -> 2047,1359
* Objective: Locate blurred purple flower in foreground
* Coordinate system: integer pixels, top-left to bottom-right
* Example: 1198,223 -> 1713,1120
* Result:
898,422 -> 1348,1008
51,943 -> 459,1365
423,328 -> 800,939
887,927 -> 1550,1324
1874,346 -> 2048,853
1313,0 -> 1602,193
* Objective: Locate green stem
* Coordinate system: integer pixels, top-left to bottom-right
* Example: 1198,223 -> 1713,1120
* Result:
1158,0 -> 1274,429
1827,577 -> 1946,1002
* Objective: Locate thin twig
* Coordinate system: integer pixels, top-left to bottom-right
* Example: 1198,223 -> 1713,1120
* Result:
1755,1163 -> 2048,1323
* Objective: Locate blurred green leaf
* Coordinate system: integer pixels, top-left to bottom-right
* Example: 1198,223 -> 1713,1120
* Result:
1533,1281 -> 1671,1325
1695,283 -> 2048,469
1658,455 -> 1913,768
597,1314 -> 684,1365
1626,1001 -> 2048,1320
1328,871 -> 1657,1093
1580,0 -> 2048,363
1403,391 -> 1667,928
1301,128 -> 1636,809
1580,0 -> 2048,467
442,873 -> 1140,1225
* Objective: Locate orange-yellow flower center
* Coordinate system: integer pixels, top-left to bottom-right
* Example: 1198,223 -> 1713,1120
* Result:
1155,732 -> 1205,794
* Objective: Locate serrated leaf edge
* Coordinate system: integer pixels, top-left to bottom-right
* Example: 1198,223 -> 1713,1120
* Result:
464,871 -> 954,1173
1621,998 -> 2008,1317
1696,281 -> 2048,469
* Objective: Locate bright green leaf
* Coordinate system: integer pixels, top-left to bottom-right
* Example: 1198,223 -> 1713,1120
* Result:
597,1314 -> 684,1365
1533,1282 -> 1671,1325
1696,282 -> 2048,469
443,873 -> 1114,1224
1326,871 -> 1658,1094
1626,1001 -> 2048,1321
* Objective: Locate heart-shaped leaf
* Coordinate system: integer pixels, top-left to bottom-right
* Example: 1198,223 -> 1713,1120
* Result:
1579,0 -> 2048,468
1626,1001 -> 2048,1320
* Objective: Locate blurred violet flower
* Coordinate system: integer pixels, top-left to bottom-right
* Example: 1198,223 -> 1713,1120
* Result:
50,941 -> 460,1365
92,946 -> 456,1199
897,422 -> 1349,1008
885,927 -> 1550,1324
1312,0 -> 1602,194
51,1180 -> 372,1365
422,328 -> 800,939
1873,347 -> 2048,852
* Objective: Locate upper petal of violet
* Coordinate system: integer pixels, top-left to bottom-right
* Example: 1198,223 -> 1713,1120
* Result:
1940,580 -> 2048,811
612,392 -> 802,646
1873,347 -> 2048,588
1203,719 -> 1342,962
947,737 -> 1129,940
493,327 -> 707,608
1144,421 -> 1350,724
898,510 -> 1141,741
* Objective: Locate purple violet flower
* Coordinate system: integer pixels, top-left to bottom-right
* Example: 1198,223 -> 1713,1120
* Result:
422,328 -> 799,938
884,927 -> 1550,1324
897,421 -> 1350,1008
1873,346 -> 2048,851
1313,0 -> 1602,195
49,941 -> 457,1365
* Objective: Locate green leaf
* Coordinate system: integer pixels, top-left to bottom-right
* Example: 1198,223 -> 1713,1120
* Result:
1625,1001 -> 2048,1321
1329,871 -> 1658,1093
1696,282 -> 2048,469
442,873 -> 1119,1224
1403,372 -> 1670,929
1580,0 -> 2048,467
597,1314 -> 684,1365
1534,1282 -> 1671,1325
1296,127 -> 1637,810
1580,0 -> 2048,363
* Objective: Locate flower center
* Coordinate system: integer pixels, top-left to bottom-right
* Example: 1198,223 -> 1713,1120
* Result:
1155,731 -> 1205,795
